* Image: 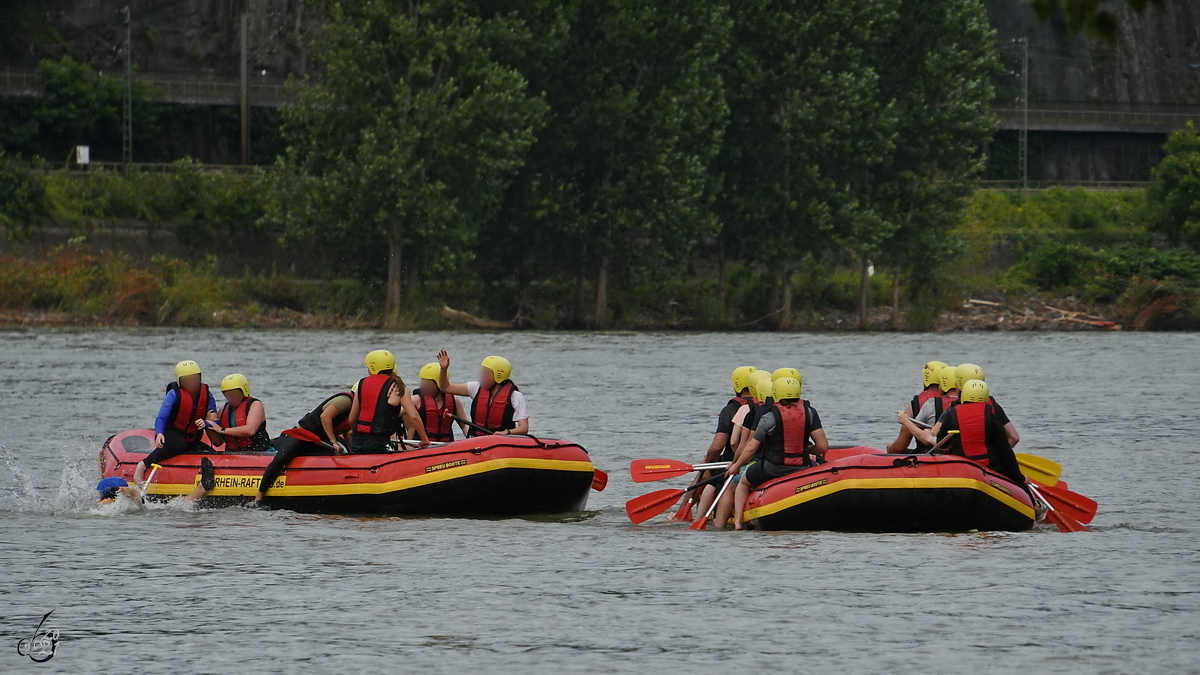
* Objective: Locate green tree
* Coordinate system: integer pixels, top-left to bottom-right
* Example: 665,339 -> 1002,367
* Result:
867,0 -> 1000,329
274,0 -> 546,324
1147,122 -> 1200,249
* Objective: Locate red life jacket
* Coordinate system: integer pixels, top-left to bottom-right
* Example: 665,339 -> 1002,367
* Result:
910,385 -> 942,417
954,402 -> 990,466
167,382 -> 210,442
933,393 -> 958,421
762,401 -> 808,467
355,374 -> 402,439
469,380 -> 518,436
221,397 -> 271,452
418,390 -> 455,442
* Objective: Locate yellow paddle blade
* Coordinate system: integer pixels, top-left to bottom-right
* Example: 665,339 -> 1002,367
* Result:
1016,453 -> 1060,487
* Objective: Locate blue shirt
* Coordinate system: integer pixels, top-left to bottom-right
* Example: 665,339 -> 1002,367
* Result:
155,388 -> 218,434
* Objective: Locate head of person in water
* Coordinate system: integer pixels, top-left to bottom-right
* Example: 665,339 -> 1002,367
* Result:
479,356 -> 512,389
175,360 -> 203,395
418,362 -> 442,397
96,476 -> 129,502
220,373 -> 251,406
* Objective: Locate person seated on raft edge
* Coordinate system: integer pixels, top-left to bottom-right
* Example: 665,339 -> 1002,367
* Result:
411,362 -> 468,442
252,385 -> 356,505
677,366 -> 759,518
696,369 -> 788,528
725,376 -> 829,531
183,373 -> 271,502
887,361 -> 946,453
134,360 -> 220,487
348,349 -> 431,453
901,380 -> 1030,490
891,363 -> 958,453
435,350 -> 529,436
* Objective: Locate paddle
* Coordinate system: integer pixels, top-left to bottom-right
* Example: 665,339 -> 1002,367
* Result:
924,429 -> 959,454
1029,483 -> 1087,532
625,473 -> 726,524
138,463 -> 162,498
452,415 -> 495,436
592,468 -> 609,492
690,474 -> 736,530
1015,453 -> 1061,487
1032,480 -> 1097,524
630,458 -> 730,483
281,427 -> 341,452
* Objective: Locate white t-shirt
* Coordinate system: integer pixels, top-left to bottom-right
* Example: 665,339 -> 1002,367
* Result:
730,403 -> 752,446
465,382 -> 528,422
916,394 -> 957,427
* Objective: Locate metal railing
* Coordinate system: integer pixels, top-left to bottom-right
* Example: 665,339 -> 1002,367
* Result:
994,101 -> 1200,132
980,179 -> 1148,191
0,67 -> 294,107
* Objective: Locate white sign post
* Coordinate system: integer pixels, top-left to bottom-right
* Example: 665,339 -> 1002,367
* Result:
75,145 -> 90,167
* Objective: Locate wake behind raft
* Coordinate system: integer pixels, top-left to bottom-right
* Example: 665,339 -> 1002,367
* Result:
741,447 -> 1036,532
99,429 -> 596,516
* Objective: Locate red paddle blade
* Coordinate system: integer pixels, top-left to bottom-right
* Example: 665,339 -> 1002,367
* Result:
1037,483 -> 1098,524
1047,508 -> 1088,532
630,459 -> 695,483
671,501 -> 694,521
688,516 -> 710,531
625,489 -> 685,524
591,469 -> 609,492
282,427 -> 322,444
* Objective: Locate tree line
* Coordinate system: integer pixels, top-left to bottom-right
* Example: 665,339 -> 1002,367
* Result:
272,0 -> 1001,328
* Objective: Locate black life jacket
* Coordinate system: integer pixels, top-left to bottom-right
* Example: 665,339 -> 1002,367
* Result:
418,390 -> 456,442
720,395 -> 757,462
298,392 -> 353,443
220,397 -> 271,453
166,382 -> 210,442
760,400 -> 810,467
469,380 -> 518,436
355,374 -> 403,440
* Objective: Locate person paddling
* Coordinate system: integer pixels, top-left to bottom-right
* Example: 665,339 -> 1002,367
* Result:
887,361 -> 945,452
436,351 -> 528,436
905,380 -> 1026,486
252,386 -> 356,505
692,367 -> 767,521
726,376 -> 828,530
348,350 -> 430,453
953,363 -> 1020,448
207,374 -> 271,453
134,360 -> 218,486
890,363 -> 958,452
412,362 -> 467,442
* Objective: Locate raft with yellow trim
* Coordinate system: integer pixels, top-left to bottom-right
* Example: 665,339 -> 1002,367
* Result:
743,447 -> 1035,532
98,429 -> 594,515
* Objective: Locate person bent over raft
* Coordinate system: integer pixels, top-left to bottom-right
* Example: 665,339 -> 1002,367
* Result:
727,376 -> 828,530
436,351 -> 528,436
253,387 -> 355,505
903,380 -> 1027,487
887,361 -> 946,453
134,360 -> 218,486
348,350 -> 430,453
412,362 -> 466,442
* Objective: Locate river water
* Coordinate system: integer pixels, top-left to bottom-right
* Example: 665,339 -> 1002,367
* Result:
0,328 -> 1197,673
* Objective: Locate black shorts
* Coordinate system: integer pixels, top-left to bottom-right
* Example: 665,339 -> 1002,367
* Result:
142,428 -> 207,466
744,459 -> 801,489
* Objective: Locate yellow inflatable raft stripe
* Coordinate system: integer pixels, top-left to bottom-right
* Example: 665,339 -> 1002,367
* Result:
148,457 -> 595,497
743,476 -> 1035,521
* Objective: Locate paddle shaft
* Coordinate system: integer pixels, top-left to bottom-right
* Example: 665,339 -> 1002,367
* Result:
139,463 -> 162,498
1028,483 -> 1087,532
692,475 -> 736,529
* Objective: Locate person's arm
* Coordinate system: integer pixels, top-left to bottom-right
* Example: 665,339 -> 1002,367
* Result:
154,390 -> 177,447
397,386 -> 430,446
703,432 -> 730,463
320,403 -> 347,453
219,400 -> 265,438
347,393 -> 361,437
1004,422 -> 1020,448
808,428 -> 829,457
436,350 -> 470,397
497,391 -> 529,435
201,393 -> 222,445
898,411 -> 935,447
454,397 -> 469,436
728,437 -> 760,476
887,426 -> 915,453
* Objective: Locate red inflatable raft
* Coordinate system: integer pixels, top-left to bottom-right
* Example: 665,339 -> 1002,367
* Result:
743,446 -> 1036,532
99,429 -> 595,516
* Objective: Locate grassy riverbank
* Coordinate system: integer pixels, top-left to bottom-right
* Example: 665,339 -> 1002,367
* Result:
3,169 -> 1200,330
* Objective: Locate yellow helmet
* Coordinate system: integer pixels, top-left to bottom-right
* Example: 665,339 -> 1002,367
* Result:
175,360 -> 201,383
730,366 -> 758,395
749,370 -> 772,387
220,373 -> 250,397
923,361 -> 948,387
351,381 -> 359,395
419,362 -> 441,383
939,366 -> 960,392
771,367 -> 802,384
773,377 -> 802,401
364,350 -> 396,375
755,376 -> 775,402
481,355 -> 512,383
959,379 -> 989,403
955,363 -> 985,390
